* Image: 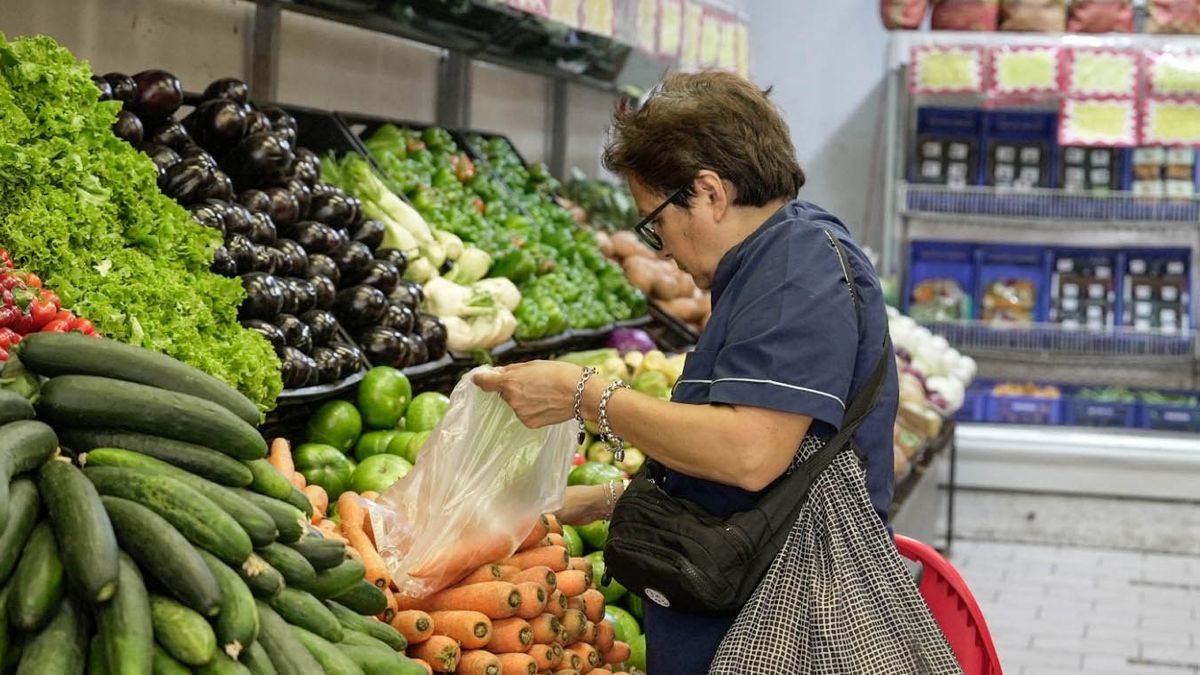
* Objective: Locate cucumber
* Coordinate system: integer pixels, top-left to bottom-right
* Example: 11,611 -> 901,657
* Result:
88,635 -> 108,675
233,491 -> 305,544
101,496 -> 222,616
0,583 -> 14,667
237,641 -> 277,675
36,375 -> 266,460
298,558 -> 366,599
286,535 -> 346,570
340,630 -> 393,651
7,523 -> 64,632
282,487 -> 314,519
149,595 -> 216,667
15,597 -> 88,675
243,460 -> 293,500
15,333 -> 261,426
290,625 -> 364,675
194,651 -> 253,675
0,480 -> 39,586
196,549 -> 260,660
0,390 -> 34,426
0,420 -> 56,533
152,644 -> 190,675
236,555 -> 284,599
58,429 -> 253,487
96,553 -> 154,675
268,588 -> 343,643
85,451 -> 277,547
332,580 -> 388,617
38,460 -> 120,603
328,602 -> 407,651
84,466 -> 252,568
256,543 -> 316,586
337,642 -> 427,675
254,601 -> 324,675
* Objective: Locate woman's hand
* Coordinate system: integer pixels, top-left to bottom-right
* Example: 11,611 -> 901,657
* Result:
556,484 -> 615,526
473,360 -> 584,428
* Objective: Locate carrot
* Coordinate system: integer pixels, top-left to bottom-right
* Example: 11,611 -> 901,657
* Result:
380,587 -> 397,622
316,519 -> 348,543
546,591 -> 567,618
494,653 -> 537,675
528,643 -> 560,671
429,610 -> 493,650
553,671 -> 581,675
583,621 -> 599,645
567,590 -> 605,624
290,471 -> 306,489
510,566 -> 556,594
601,641 -> 630,665
515,582 -> 547,620
566,643 -> 601,672
590,670 -> 614,675
409,533 -> 513,584
503,546 -> 569,573
409,635 -> 460,673
528,613 -> 562,644
555,570 -> 588,598
545,533 -> 566,549
566,558 -> 593,584
560,610 -> 587,645
412,659 -> 434,675
339,512 -> 389,587
303,484 -> 329,522
392,610 -> 434,645
496,565 -> 523,582
425,581 -> 522,620
268,438 -> 294,476
594,620 -> 615,652
518,516 -> 551,551
544,514 -> 563,535
485,618 -> 533,654
558,648 -> 584,672
361,490 -> 379,501
460,563 -> 505,586
455,650 -> 501,675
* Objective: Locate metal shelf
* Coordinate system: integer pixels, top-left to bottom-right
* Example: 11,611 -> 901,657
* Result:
970,352 -> 1197,389
888,29 -> 1200,70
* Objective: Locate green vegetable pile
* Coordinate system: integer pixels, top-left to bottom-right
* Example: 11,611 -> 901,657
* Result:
0,34 -> 281,411
559,167 -> 640,232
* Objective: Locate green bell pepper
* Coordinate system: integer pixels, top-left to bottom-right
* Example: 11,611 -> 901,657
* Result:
294,443 -> 355,500
489,249 -> 537,284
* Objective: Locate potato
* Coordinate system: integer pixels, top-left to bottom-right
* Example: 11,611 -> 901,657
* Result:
611,230 -> 650,260
623,256 -> 656,294
594,230 -> 614,258
652,274 -> 680,301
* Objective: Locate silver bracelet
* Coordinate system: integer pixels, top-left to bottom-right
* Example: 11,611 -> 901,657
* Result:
573,367 -> 598,445
604,480 -> 620,516
598,380 -> 631,461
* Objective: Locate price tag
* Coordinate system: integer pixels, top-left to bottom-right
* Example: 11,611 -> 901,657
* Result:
680,1 -> 704,70
718,13 -> 738,71
700,8 -> 721,68
1148,51 -> 1200,97
580,0 -> 614,37
1060,98 -> 1138,147
637,0 -> 658,54
1142,98 -> 1200,147
735,20 -> 749,77
548,0 -> 581,28
910,46 -> 985,94
990,46 -> 1060,97
1064,48 -> 1139,97
658,0 -> 683,58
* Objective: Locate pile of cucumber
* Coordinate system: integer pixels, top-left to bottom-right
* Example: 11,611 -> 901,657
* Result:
0,333 -> 424,674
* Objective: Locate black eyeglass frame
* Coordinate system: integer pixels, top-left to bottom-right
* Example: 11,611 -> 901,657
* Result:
633,185 -> 690,251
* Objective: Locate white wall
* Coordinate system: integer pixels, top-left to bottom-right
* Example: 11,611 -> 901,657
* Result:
748,0 -> 890,251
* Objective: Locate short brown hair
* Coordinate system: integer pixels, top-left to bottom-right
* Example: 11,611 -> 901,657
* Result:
602,71 -> 805,207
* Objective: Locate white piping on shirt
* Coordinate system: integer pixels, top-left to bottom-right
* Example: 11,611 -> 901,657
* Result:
672,377 -> 846,409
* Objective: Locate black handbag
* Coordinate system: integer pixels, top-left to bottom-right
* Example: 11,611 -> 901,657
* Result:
603,234 -> 892,616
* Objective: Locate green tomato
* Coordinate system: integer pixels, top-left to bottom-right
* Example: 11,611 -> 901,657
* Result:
575,519 -> 609,550
406,392 -> 450,432
568,462 -> 624,487
624,593 -> 644,621
305,400 -> 362,452
604,605 -> 641,644
357,367 -> 412,430
351,454 -> 413,494
560,525 -> 584,558
403,431 -> 432,464
354,430 -> 400,463
585,551 -> 626,604
627,632 -> 647,671
293,443 -> 355,500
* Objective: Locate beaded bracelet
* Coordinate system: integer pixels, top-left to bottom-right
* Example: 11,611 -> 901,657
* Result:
573,367 -> 598,445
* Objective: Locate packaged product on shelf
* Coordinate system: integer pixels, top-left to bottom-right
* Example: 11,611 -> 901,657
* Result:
881,0 -> 929,29
1067,0 -> 1134,32
931,0 -> 1000,31
912,107 -> 983,188
1119,249 -> 1191,333
999,0 -> 1067,32
1059,146 -> 1121,192
1165,148 -> 1197,198
1048,249 -> 1116,331
906,242 -> 976,321
1146,0 -> 1200,34
975,245 -> 1047,326
983,110 -> 1058,190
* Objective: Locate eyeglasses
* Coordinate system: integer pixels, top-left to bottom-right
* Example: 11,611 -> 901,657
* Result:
633,185 -> 689,251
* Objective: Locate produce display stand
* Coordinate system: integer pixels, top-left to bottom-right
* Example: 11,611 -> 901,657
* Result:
891,420 -> 958,555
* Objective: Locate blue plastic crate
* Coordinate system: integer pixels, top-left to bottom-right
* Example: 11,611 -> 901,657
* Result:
912,107 -> 984,187
906,241 -> 977,321
983,110 -> 1059,189
985,394 -> 1063,425
1139,402 -> 1200,433
1117,249 -> 1192,334
1065,396 -> 1139,429
975,245 -> 1051,326
955,384 -> 989,422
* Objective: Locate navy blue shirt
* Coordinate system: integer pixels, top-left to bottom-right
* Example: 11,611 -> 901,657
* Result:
644,200 -> 900,674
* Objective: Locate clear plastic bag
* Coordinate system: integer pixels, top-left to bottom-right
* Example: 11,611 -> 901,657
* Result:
366,367 -> 576,597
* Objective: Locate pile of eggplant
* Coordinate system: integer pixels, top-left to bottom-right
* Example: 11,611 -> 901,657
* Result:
97,71 -> 449,389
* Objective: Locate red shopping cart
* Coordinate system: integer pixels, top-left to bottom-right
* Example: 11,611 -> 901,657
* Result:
896,535 -> 1003,675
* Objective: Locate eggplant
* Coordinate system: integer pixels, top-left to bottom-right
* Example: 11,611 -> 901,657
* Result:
286,178 -> 312,219
179,145 -> 218,168
344,195 -> 364,228
162,157 -> 217,205
388,280 -> 424,313
131,70 -> 183,123
379,302 -> 415,335
286,277 -> 317,315
226,234 -> 257,274
292,157 -> 320,186
350,220 -> 385,250
272,239 -> 308,277
373,248 -> 409,276
279,346 -> 317,389
306,254 -> 340,285
308,183 -> 339,201
265,187 -> 300,227
355,260 -> 400,294
355,326 -> 406,368
112,110 -> 144,145
311,347 -> 343,384
238,272 -> 284,320
332,343 -> 364,376
330,242 -> 373,279
260,107 -> 298,144
406,333 -> 430,365
333,285 -> 387,328
187,98 -> 247,153
221,132 -> 295,189
301,309 -> 339,347
146,120 -> 192,151
103,73 -> 137,106
92,75 -> 113,101
210,246 -> 237,277
238,189 -> 273,214
242,319 -> 286,351
243,109 -> 272,136
307,274 -> 337,310
416,313 -> 447,361
247,212 -> 278,246
250,243 -> 277,274
309,191 -> 358,230
274,313 -> 313,353
188,203 -> 226,234
141,142 -> 181,174
202,77 -> 250,105
205,170 -> 235,201
291,221 -> 346,255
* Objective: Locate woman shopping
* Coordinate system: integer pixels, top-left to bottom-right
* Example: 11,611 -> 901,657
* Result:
474,71 -> 960,675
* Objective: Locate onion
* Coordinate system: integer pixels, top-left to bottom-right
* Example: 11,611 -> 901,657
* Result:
606,328 -> 656,355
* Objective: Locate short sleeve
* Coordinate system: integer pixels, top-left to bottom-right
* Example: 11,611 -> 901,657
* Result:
709,227 -> 859,430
